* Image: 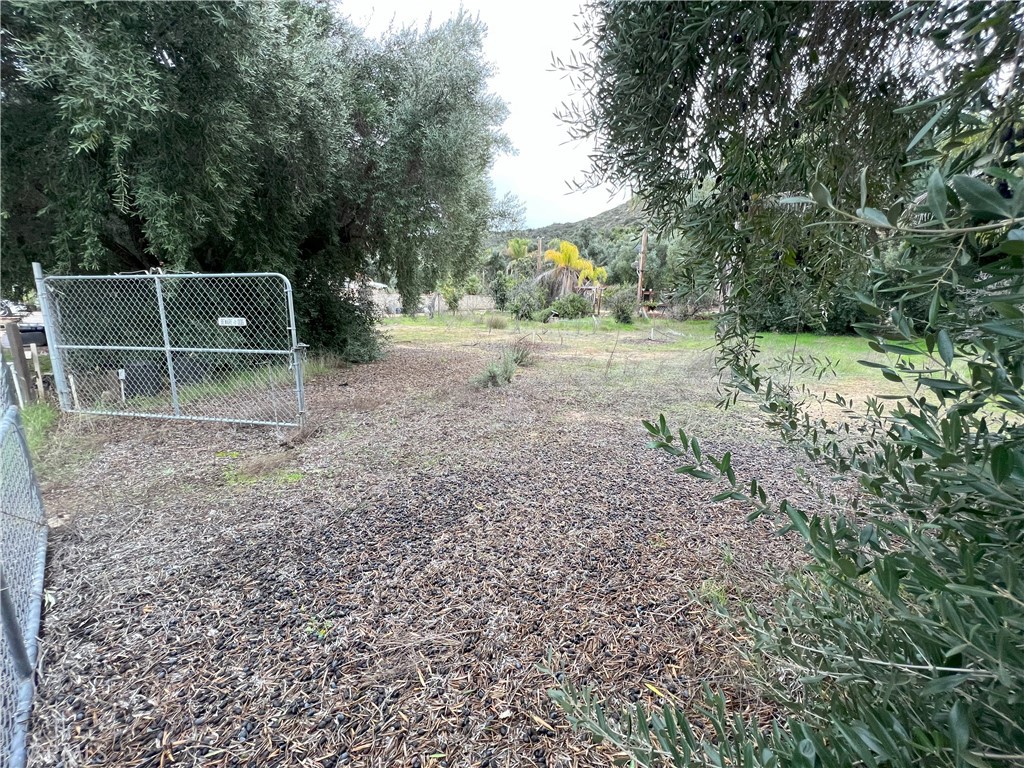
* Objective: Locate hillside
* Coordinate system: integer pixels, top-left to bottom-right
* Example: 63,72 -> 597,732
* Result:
488,200 -> 645,248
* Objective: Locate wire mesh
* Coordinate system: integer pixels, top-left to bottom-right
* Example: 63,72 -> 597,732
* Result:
0,361 -> 48,768
41,272 -> 305,427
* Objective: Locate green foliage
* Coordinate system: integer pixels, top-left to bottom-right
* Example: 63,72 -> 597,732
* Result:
485,199 -> 644,250
463,274 -> 482,295
473,355 -> 517,388
20,401 -> 59,456
484,314 -> 507,330
438,278 -> 465,314
504,338 -> 535,368
606,285 -> 637,324
550,293 -> 592,319
489,273 -> 515,311
297,278 -> 384,363
507,281 -> 546,321
1,1 -> 507,360
506,237 -> 532,263
698,578 -> 727,606
552,2 -> 1024,766
472,341 -> 532,388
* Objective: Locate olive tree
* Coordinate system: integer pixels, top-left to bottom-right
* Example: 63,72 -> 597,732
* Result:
1,1 -> 507,358
550,2 -> 1024,765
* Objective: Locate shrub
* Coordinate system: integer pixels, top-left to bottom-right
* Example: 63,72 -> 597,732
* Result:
438,278 -> 464,313
553,174 -> 1024,768
472,341 -> 535,388
484,314 -> 507,330
668,286 -> 718,320
550,292 -> 592,319
295,278 -> 383,363
606,285 -> 637,324
507,281 -> 545,320
473,354 -> 517,388
532,307 -> 557,323
505,338 -> 535,367
489,273 -> 514,311
463,274 -> 482,294
549,7 -> 1024,767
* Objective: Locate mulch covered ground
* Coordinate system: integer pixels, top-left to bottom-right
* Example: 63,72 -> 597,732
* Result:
28,334 -> 813,767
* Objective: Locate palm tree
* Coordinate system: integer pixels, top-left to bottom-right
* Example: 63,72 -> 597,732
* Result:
505,238 -> 532,272
544,240 -> 606,297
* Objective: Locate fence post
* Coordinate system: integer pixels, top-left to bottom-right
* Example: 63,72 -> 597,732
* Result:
152,275 -> 181,417
4,323 -> 35,404
293,344 -> 307,425
281,276 -> 306,426
29,344 -> 44,398
32,263 -> 71,411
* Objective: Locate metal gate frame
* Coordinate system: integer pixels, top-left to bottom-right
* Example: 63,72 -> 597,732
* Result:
33,264 -> 306,427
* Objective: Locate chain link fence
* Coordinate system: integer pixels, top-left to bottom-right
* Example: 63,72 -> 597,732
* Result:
35,267 -> 306,427
0,355 -> 48,768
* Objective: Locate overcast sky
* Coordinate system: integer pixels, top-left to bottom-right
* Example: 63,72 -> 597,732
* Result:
341,0 -> 630,228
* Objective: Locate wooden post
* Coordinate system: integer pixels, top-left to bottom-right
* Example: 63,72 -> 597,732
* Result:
536,237 -> 543,275
4,321 -> 35,403
636,227 -> 648,306
30,343 -> 44,399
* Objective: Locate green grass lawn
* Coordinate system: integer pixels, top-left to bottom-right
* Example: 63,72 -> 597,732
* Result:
385,312 -> 893,395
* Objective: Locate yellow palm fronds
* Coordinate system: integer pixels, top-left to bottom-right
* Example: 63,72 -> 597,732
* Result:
578,263 -> 607,286
544,240 -> 585,271
544,240 -> 607,294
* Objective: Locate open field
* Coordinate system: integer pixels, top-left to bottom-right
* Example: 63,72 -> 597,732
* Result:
28,318 -> 884,767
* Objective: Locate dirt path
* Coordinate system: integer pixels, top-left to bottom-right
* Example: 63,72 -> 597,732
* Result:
29,337 -> 810,767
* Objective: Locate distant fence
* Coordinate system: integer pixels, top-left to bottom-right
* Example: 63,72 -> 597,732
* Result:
0,352 -> 48,768
372,290 -> 496,316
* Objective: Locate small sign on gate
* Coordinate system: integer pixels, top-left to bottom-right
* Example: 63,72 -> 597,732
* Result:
217,317 -> 248,327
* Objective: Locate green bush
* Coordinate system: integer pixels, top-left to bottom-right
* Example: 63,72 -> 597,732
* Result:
507,281 -> 545,320
438,278 -> 464,313
550,292 -> 592,319
472,342 -> 533,388
463,274 -> 482,294
504,338 -> 534,367
735,269 -> 873,335
606,285 -> 637,324
295,277 -> 383,363
554,172 -> 1024,768
489,273 -> 514,311
473,354 -> 517,388
484,314 -> 507,330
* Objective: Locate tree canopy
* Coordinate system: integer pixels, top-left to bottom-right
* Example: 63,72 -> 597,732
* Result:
552,2 -> 1024,766
559,1 -> 1024,334
1,0 -> 508,357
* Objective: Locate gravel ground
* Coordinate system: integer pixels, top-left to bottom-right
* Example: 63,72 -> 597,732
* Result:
28,332 -> 813,768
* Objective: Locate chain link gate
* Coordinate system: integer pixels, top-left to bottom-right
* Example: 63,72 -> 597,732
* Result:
34,265 -> 306,427
0,354 -> 48,768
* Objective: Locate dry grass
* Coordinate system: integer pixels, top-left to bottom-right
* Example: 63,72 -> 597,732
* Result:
27,322 -> 849,768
